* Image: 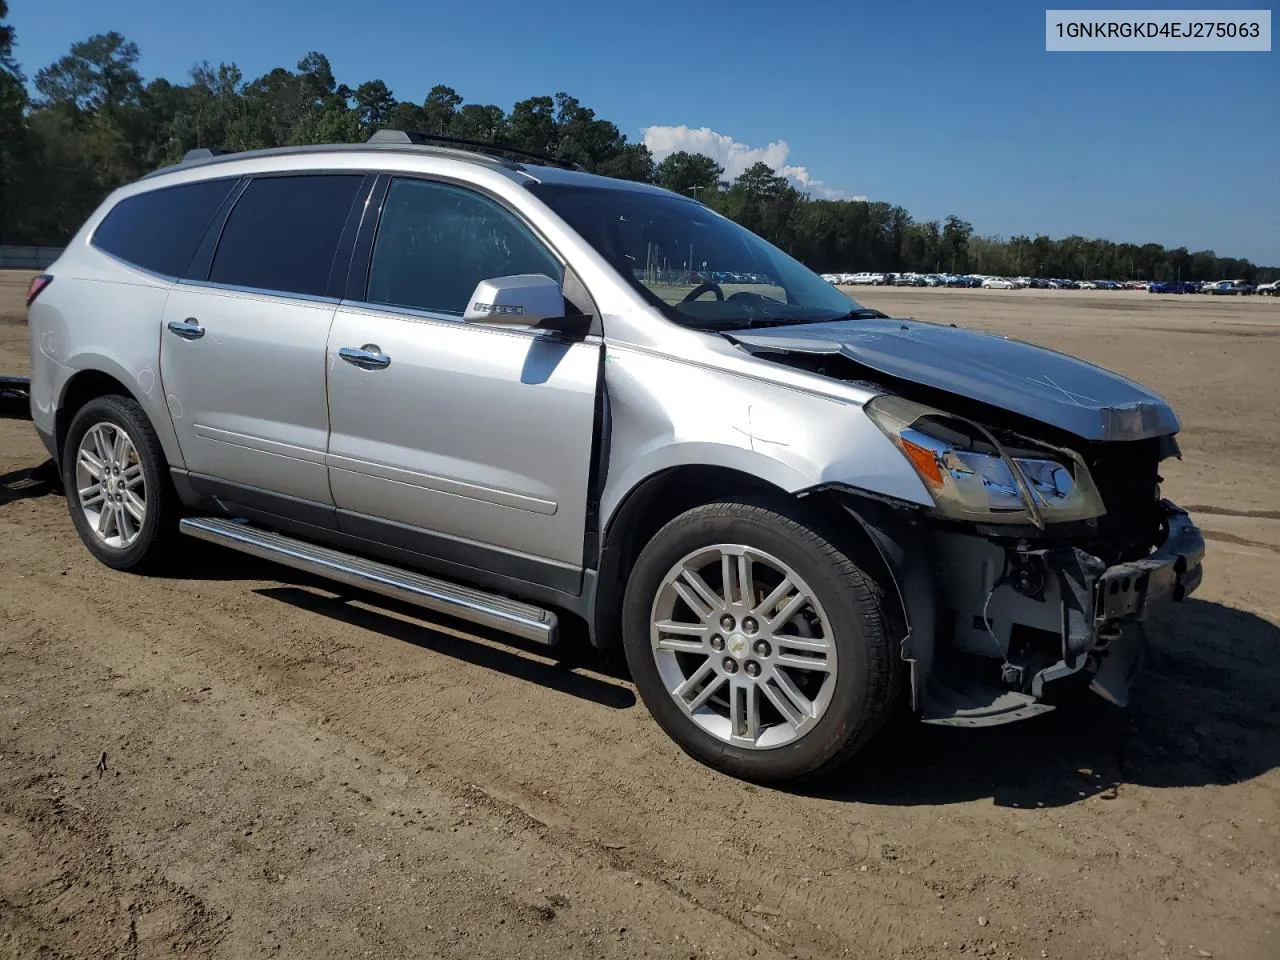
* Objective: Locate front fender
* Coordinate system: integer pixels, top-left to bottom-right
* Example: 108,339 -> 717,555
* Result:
598,346 -> 931,530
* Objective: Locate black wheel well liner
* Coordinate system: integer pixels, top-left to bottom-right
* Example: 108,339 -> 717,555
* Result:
54,370 -> 137,463
590,466 -> 906,651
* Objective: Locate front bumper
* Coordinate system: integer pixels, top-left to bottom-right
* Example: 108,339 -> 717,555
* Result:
1094,505 -> 1205,623
910,501 -> 1205,727
1076,504 -> 1204,707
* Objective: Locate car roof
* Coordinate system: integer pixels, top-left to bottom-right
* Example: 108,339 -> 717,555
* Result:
140,136 -> 679,200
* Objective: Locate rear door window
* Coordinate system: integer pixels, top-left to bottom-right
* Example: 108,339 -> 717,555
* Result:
209,174 -> 364,298
366,178 -> 562,315
92,179 -> 238,277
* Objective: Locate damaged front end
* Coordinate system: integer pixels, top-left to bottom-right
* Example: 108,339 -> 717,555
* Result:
905,500 -> 1204,726
824,440 -> 1205,726
728,319 -> 1206,725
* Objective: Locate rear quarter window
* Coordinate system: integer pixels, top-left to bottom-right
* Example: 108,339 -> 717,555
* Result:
91,179 -> 238,277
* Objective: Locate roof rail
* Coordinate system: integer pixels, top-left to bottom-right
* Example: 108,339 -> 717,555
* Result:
183,146 -> 235,162
367,129 -> 587,172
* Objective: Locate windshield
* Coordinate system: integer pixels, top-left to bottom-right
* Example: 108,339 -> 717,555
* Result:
526,182 -> 874,329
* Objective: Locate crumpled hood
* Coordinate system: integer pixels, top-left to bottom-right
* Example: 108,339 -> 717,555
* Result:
724,318 -> 1179,442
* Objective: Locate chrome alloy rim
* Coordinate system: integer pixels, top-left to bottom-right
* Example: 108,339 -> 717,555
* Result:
650,544 -> 837,749
75,422 -> 146,548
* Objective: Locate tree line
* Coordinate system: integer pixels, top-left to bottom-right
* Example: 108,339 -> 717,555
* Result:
0,12 -> 1274,283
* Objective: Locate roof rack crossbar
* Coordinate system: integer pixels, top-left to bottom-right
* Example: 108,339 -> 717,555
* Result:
367,129 -> 588,172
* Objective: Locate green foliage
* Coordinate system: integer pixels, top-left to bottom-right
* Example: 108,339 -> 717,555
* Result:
0,20 -> 1274,282
655,150 -> 724,197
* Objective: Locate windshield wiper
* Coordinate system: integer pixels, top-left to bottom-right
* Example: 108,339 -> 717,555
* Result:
734,309 -> 889,329
688,308 -> 889,332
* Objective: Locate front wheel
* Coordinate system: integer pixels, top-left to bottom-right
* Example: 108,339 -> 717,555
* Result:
622,499 -> 902,782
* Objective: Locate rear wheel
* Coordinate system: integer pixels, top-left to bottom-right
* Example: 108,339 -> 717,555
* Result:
622,498 -> 902,782
62,395 -> 178,571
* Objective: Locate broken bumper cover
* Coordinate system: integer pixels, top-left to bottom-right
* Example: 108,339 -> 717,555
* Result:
1077,504 -> 1204,707
918,502 -> 1205,727
1094,505 -> 1205,623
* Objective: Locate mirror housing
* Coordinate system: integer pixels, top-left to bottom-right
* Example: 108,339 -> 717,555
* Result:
464,274 -> 570,328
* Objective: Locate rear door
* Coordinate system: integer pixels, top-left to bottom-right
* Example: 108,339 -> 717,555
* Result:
325,176 -> 602,591
160,173 -> 369,511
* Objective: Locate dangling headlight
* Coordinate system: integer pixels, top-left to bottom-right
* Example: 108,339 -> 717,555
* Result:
865,395 -> 1106,525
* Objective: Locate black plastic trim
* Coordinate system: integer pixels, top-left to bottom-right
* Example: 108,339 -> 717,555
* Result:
346,174 -> 391,301
336,510 -> 581,596
184,177 -> 250,282
326,174 -> 378,301
171,470 -> 590,615
179,471 -> 339,531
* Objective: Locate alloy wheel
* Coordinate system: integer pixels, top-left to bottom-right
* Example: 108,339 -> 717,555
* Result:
650,544 -> 838,749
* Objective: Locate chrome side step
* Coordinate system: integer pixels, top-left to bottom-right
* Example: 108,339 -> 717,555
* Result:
179,516 -> 558,645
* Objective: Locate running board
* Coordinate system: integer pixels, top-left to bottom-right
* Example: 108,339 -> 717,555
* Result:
179,517 -> 558,646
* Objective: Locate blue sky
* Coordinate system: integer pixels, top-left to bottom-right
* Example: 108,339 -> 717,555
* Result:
10,0 -> 1278,263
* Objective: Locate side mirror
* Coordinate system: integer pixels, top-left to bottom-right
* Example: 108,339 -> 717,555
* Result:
463,274 -> 573,328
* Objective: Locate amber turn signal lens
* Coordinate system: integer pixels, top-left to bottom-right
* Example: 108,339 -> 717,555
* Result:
900,436 -> 944,488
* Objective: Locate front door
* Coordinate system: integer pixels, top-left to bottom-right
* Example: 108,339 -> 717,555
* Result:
325,177 -> 601,589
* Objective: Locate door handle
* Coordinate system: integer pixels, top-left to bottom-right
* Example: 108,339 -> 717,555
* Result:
338,345 -> 391,369
167,318 -> 205,340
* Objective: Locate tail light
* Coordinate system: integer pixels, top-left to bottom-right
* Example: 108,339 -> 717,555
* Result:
26,274 -> 53,307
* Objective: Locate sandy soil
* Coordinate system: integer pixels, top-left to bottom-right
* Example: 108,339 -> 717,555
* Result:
1,271 -> 1277,960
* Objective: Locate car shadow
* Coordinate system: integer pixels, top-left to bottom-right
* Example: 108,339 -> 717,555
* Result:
160,538 -> 636,709
809,598 -> 1280,808
0,461 -> 61,506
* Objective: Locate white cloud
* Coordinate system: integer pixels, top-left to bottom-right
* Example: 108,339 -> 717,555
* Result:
641,124 -> 865,202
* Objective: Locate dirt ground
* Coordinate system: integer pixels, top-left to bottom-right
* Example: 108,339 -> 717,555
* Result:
1,271 -> 1277,960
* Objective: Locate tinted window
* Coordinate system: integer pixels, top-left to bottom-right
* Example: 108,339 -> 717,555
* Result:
367,178 -> 562,315
210,175 -> 363,297
92,179 -> 237,277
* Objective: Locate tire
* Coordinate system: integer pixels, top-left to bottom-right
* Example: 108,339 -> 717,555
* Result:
61,394 -> 178,572
622,497 -> 902,783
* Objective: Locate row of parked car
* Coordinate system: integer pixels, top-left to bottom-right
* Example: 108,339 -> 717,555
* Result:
821,272 -> 1279,295
1148,279 -> 1277,295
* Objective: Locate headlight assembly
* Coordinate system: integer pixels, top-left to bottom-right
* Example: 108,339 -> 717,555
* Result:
865,395 -> 1105,525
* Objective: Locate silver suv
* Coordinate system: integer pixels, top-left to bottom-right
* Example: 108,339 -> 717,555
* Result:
26,131 -> 1205,782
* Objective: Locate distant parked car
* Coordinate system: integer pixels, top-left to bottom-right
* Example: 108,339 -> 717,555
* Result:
896,274 -> 926,287
1077,280 -> 1097,290
981,277 -> 1015,289
1149,281 -> 1199,294
1257,280 -> 1279,296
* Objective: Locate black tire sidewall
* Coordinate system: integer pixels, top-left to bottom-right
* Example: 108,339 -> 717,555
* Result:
62,396 -> 173,571
622,501 -> 887,782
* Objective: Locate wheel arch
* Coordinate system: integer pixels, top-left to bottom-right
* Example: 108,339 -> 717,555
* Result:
589,464 -> 909,656
55,361 -> 183,470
